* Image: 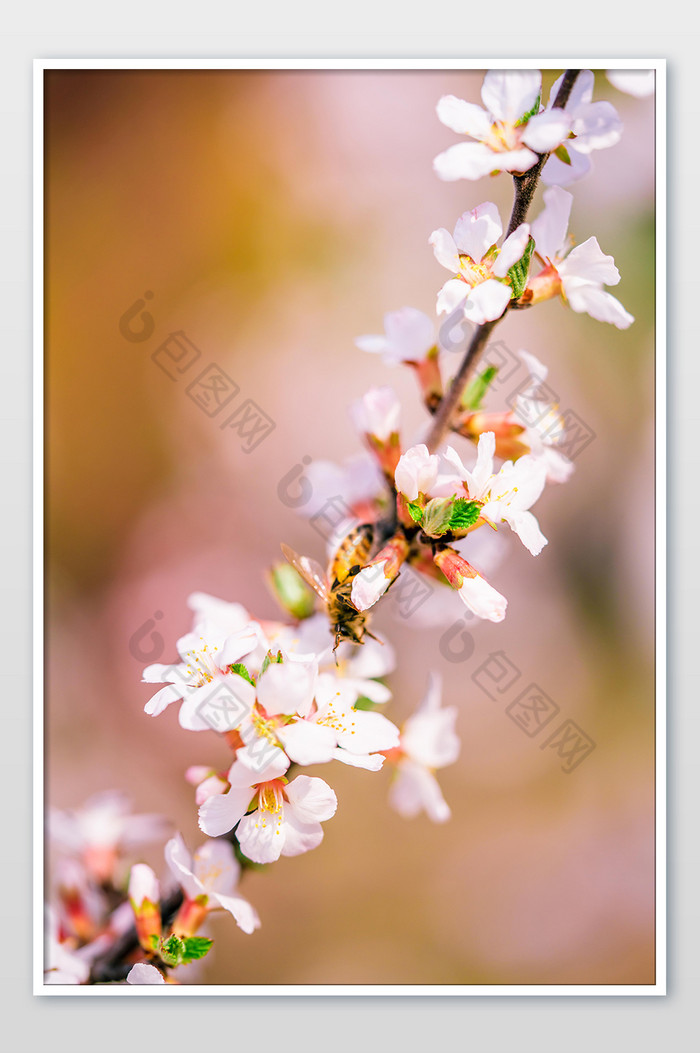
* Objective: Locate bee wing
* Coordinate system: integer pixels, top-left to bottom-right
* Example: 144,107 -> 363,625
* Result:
280,543 -> 331,603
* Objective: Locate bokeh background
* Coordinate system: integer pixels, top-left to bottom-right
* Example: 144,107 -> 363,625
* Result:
45,68 -> 656,985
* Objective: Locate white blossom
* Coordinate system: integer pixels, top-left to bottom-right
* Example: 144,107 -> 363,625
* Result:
434,70 -> 571,181
388,675 -> 459,823
165,833 -> 260,934
431,203 -> 530,324
356,307 -> 435,364
198,748 -> 337,865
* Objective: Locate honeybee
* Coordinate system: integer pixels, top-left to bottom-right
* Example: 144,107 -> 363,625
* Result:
281,523 -> 379,650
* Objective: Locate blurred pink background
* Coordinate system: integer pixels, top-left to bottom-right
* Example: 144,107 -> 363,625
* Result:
45,68 -> 656,984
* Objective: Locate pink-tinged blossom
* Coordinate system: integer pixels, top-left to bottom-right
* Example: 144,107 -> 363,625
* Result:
198,748 -> 337,865
606,69 -> 655,98
350,386 -> 401,443
434,70 -> 571,182
186,766 -> 229,806
387,675 -> 460,823
276,673 -> 400,770
49,791 -> 171,884
356,307 -> 435,365
44,909 -> 90,985
430,203 -> 530,324
394,444 -> 440,502
529,186 -> 634,329
541,70 -> 623,186
165,833 -> 260,934
141,622 -> 261,731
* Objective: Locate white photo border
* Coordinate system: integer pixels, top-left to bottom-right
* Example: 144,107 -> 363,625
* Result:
33,56 -> 666,997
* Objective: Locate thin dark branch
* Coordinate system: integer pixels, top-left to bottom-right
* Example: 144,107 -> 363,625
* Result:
425,69 -> 580,455
88,888 -> 184,984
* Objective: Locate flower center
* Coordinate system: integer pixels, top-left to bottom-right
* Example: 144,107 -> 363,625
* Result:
458,256 -> 494,287
485,121 -> 519,153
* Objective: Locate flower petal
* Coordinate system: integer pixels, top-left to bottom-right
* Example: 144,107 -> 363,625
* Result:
558,236 -> 620,286
531,185 -> 572,262
571,100 -> 622,152
433,141 -> 499,181
463,280 -> 511,325
236,809 -> 284,864
213,892 -> 261,934
458,573 -> 508,622
126,963 -> 166,985
144,683 -> 182,717
350,562 -> 391,612
541,146 -> 591,187
436,278 -> 468,315
277,720 -> 338,765
389,761 -> 451,822
436,94 -> 492,137
606,70 -> 655,98
564,283 -> 635,328
285,774 -> 338,823
493,223 -> 530,278
197,785 -> 252,838
481,69 -> 541,124
429,227 -> 461,271
453,202 -> 502,262
521,108 -> 571,152
278,812 -> 324,858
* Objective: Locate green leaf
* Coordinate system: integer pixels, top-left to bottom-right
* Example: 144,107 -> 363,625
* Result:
516,91 -> 541,126
553,143 -> 572,165
422,498 -> 456,538
407,501 -> 424,525
461,366 -> 498,411
447,498 -> 481,531
181,936 -> 214,963
158,933 -> 186,967
353,694 -> 377,711
507,237 -> 536,299
229,662 -> 255,686
149,934 -> 159,950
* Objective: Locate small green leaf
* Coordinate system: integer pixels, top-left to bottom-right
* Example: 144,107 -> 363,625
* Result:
448,498 -> 481,531
461,366 -> 498,411
507,237 -> 536,299
158,933 -> 186,967
407,501 -> 424,525
516,91 -> 542,126
353,695 -> 377,711
422,498 -> 455,538
229,662 -> 255,685
149,934 -> 159,950
554,143 -> 572,165
181,936 -> 214,963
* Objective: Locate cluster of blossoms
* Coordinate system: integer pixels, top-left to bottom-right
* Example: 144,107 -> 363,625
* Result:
46,68 -> 644,985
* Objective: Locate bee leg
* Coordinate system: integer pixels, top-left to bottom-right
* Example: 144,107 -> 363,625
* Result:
365,629 -> 384,645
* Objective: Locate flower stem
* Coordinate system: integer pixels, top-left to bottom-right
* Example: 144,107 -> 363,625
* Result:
424,69 -> 580,455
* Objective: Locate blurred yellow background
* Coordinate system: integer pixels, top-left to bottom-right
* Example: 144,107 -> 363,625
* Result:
45,68 -> 656,985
